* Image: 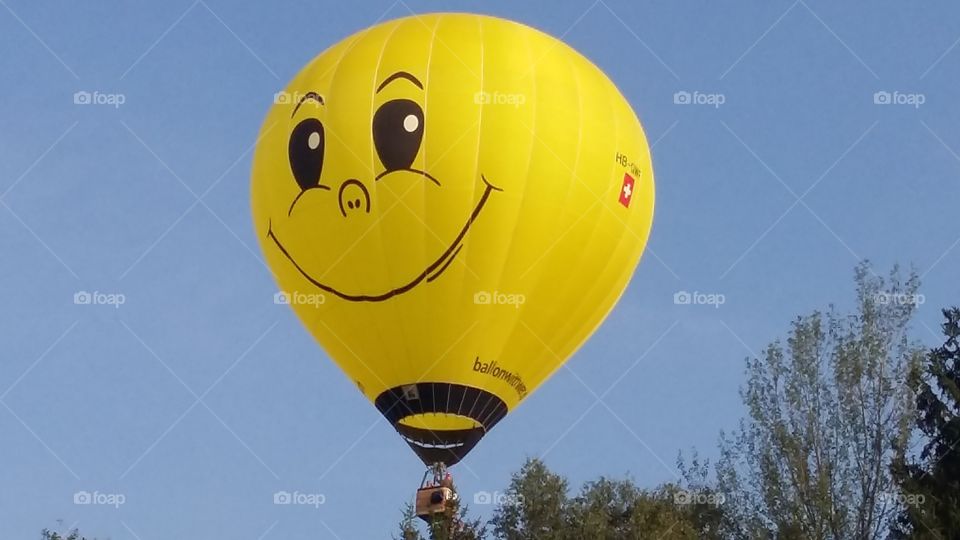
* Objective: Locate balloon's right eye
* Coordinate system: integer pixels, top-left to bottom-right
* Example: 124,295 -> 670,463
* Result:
288,118 -> 325,190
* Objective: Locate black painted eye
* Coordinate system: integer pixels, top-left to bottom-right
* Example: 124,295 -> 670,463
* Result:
288,118 -> 325,190
372,99 -> 424,171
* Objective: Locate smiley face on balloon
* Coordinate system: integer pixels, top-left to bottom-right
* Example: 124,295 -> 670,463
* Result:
263,66 -> 502,302
252,13 -> 654,466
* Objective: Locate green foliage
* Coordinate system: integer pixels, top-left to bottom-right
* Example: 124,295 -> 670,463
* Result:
891,307 -> 960,539
713,263 -> 924,539
566,479 -> 697,539
491,458 -> 731,539
401,458 -> 722,540
490,458 -> 568,540
41,529 -> 89,540
397,503 -> 423,540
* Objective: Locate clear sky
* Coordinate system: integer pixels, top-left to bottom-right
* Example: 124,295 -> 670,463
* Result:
1,1 -> 958,538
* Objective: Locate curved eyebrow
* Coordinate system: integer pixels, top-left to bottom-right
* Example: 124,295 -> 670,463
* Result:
291,92 -> 324,117
376,71 -> 423,93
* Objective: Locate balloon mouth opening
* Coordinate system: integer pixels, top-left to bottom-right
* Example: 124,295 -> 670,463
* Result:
397,425 -> 470,452
375,382 -> 508,466
397,414 -> 481,449
399,413 -> 482,432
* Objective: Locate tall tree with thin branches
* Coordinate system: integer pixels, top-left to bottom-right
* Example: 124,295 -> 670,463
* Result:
714,263 -> 924,539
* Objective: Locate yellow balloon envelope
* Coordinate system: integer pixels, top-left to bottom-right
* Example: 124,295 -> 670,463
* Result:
251,13 -> 654,465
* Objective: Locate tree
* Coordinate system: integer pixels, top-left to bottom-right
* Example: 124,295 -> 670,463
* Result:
565,479 -> 701,539
41,529 -> 91,540
891,307 -> 960,539
489,458 -> 718,540
714,263 -> 925,539
397,503 -> 423,540
676,451 -> 732,539
399,458 -> 715,539
490,458 -> 569,540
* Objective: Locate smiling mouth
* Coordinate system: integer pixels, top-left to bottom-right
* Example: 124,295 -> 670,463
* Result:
267,175 -> 502,303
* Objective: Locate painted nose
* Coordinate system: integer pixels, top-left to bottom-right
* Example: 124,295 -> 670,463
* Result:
338,179 -> 370,217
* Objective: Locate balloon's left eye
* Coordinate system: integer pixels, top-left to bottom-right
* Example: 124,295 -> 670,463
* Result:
372,99 -> 424,171
288,118 -> 325,191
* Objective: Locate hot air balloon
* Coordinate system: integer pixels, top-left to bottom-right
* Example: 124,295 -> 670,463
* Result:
251,12 -> 654,509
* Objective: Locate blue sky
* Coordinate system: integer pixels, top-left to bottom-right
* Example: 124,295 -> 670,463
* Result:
1,1 -> 958,538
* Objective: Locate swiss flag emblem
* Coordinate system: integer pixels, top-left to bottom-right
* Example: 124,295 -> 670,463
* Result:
619,173 -> 635,208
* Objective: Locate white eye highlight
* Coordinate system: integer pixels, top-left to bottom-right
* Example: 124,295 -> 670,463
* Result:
403,114 -> 419,133
307,131 -> 321,150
